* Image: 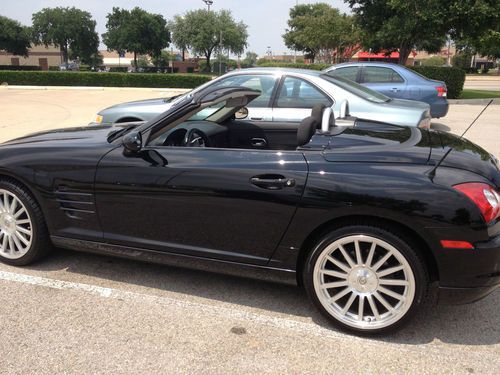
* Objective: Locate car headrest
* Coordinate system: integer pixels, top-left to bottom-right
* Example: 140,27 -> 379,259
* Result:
297,116 -> 317,147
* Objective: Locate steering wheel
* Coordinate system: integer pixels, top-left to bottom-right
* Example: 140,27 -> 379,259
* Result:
182,128 -> 211,148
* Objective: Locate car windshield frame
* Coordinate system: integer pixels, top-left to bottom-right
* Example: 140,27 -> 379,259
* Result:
321,73 -> 392,104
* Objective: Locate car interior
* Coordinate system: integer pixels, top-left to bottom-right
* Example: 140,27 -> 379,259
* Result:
149,101 -> 353,151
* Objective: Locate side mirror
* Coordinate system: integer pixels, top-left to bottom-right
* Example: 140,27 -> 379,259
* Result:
235,107 -> 249,120
123,131 -> 142,153
339,100 -> 350,118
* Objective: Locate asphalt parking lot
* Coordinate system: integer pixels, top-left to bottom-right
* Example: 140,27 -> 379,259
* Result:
0,87 -> 499,374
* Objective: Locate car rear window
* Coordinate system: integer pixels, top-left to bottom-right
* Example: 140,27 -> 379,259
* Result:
321,74 -> 391,104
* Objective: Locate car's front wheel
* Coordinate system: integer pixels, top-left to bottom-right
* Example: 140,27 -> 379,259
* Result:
0,179 -> 51,266
304,225 -> 428,334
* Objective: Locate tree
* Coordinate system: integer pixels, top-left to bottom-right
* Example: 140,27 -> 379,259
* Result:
345,0 -> 500,65
32,7 -> 99,65
241,51 -> 258,68
0,16 -> 31,56
103,7 -> 170,69
170,9 -> 248,72
283,3 -> 358,63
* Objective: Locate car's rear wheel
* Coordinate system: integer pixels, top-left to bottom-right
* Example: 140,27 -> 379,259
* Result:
0,179 -> 51,266
304,225 -> 428,334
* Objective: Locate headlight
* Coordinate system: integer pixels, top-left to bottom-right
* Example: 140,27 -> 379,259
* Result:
95,115 -> 103,124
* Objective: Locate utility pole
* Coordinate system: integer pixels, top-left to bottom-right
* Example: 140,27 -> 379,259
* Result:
203,0 -> 214,11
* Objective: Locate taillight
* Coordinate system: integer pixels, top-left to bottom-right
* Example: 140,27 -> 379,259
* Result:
453,182 -> 500,223
436,86 -> 447,97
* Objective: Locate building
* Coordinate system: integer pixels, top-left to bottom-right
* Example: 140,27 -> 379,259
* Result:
0,44 -> 63,70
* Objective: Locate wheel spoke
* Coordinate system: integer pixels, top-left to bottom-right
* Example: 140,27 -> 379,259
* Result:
354,240 -> 362,265
11,233 -> 23,252
329,287 -> 351,302
15,225 -> 31,236
9,198 -> 17,214
326,255 -> 351,273
365,242 -> 376,267
373,291 -> 394,313
358,295 -> 365,321
13,208 -> 26,219
379,279 -> 409,286
341,293 -> 356,315
377,265 -> 404,278
1,234 -> 7,252
15,231 -> 30,247
378,286 -> 405,301
367,295 -> 380,320
338,244 -> 356,268
372,250 -> 393,271
320,269 -> 348,279
321,280 -> 348,289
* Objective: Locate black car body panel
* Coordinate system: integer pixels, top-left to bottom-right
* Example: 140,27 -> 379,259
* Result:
0,87 -> 498,305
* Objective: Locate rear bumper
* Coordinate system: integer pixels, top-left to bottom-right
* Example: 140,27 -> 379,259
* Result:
436,233 -> 500,304
430,99 -> 449,118
438,284 -> 499,305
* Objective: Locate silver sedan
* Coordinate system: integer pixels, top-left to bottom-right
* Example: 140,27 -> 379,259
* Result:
93,68 -> 432,128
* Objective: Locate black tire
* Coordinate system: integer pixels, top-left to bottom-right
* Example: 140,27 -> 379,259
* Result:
303,224 -> 429,335
0,178 -> 52,266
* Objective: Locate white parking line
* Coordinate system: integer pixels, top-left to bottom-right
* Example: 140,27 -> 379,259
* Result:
0,269 -> 347,340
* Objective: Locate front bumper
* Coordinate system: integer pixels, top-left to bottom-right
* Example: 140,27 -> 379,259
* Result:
437,234 -> 500,305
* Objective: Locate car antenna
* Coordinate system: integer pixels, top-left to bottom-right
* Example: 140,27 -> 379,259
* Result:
427,99 -> 494,180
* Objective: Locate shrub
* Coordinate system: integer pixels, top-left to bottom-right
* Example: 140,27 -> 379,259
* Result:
0,71 -> 213,89
420,56 -> 446,67
0,65 -> 42,71
409,66 -> 466,99
109,67 -> 128,73
256,61 -> 330,71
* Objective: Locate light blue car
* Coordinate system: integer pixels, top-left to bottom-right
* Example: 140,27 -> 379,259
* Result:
324,62 -> 449,118
93,68 -> 432,128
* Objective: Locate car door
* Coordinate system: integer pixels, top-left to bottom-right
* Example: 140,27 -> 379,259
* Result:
210,73 -> 280,122
95,147 -> 307,265
272,76 -> 334,122
360,66 -> 407,99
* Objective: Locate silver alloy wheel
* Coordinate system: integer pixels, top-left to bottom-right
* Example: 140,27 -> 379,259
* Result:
0,189 -> 33,259
313,235 -> 416,330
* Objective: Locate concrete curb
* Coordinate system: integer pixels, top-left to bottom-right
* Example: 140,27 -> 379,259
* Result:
449,98 -> 500,105
0,85 -> 191,93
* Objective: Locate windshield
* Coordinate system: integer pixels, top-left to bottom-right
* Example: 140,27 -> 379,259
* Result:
321,74 -> 391,103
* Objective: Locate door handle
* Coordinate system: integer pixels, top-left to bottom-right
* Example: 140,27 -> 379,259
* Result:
250,175 -> 296,190
250,138 -> 267,148
391,88 -> 399,92
250,117 -> 263,121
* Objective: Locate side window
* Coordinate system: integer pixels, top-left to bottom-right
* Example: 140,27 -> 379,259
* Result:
327,66 -> 359,82
363,67 -> 405,83
276,77 -> 332,109
212,74 -> 278,108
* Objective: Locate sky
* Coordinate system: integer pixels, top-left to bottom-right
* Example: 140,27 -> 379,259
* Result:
0,0 -> 350,57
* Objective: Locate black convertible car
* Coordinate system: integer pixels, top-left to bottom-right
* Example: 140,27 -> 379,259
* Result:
0,86 -> 498,334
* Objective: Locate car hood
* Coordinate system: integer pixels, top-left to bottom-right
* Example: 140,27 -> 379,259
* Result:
1,124 -> 138,147
109,98 -> 172,109
322,121 -> 432,164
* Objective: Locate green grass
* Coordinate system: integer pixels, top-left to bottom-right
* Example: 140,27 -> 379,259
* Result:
459,89 -> 500,99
